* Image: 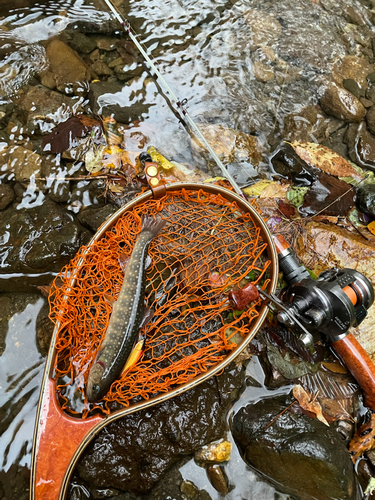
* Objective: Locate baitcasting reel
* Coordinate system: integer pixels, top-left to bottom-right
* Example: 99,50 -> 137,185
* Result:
259,234 -> 375,410
273,234 -> 374,346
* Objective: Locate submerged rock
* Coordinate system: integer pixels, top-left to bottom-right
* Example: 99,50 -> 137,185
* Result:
0,183 -> 15,209
40,39 -> 93,93
346,122 -> 375,170
191,124 -> 262,166
332,56 -> 373,88
75,364 -> 244,494
232,395 -> 360,500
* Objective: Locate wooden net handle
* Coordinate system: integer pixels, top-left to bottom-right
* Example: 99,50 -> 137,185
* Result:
332,333 -> 375,410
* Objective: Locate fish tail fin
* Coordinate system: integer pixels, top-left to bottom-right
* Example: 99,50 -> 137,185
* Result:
142,215 -> 166,237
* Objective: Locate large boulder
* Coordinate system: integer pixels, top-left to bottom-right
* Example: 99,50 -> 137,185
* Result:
76,363 -> 244,494
232,395 -> 360,500
0,200 -> 91,291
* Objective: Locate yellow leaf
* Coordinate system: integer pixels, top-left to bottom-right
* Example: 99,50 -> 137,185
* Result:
368,221 -> 375,235
243,180 -> 274,197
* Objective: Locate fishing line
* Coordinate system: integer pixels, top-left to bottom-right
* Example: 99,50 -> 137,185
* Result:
102,0 -> 244,197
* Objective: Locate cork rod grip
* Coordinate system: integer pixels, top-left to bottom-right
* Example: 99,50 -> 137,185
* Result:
332,333 -> 375,410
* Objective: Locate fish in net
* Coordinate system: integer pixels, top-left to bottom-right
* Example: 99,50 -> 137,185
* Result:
49,188 -> 271,418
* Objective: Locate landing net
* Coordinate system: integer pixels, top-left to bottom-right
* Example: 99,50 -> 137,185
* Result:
50,188 -> 271,417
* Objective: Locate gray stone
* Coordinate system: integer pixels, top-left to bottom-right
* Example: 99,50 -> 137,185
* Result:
242,8 -> 282,48
0,183 -> 15,209
232,395 -> 360,500
320,82 -> 366,122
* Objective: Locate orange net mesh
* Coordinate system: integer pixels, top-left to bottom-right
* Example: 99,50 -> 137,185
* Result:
49,188 -> 271,418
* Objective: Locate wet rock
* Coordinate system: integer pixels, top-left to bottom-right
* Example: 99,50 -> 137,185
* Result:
90,60 -> 114,77
343,78 -> 366,99
0,200 -> 91,291
346,122 -> 375,170
283,105 -> 330,143
194,439 -> 231,463
40,39 -> 93,93
320,83 -> 366,122
77,204 -> 117,232
36,301 -> 54,356
206,465 -> 228,495
180,480 -> 199,499
366,105 -> 375,134
6,145 -> 42,182
242,8 -> 282,48
0,183 -> 15,209
232,395 -> 360,500
333,55 -> 373,88
356,184 -> 375,219
89,80 -> 151,123
191,124 -> 262,166
93,36 -> 119,51
296,221 -> 375,285
61,31 -> 97,55
15,85 -> 81,134
253,61 -> 274,82
360,97 -> 373,108
76,363 -> 244,493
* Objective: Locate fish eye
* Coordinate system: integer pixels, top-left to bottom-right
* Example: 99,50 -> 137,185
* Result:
93,384 -> 100,395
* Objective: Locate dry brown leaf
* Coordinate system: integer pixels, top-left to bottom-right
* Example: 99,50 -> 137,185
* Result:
293,384 -> 329,426
349,413 -> 375,461
108,181 -> 125,193
290,141 -> 362,179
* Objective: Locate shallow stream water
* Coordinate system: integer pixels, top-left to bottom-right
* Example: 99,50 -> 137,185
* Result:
0,0 -> 374,498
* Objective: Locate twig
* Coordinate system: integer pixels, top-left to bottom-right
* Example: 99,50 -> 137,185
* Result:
346,215 -> 369,241
264,399 -> 296,430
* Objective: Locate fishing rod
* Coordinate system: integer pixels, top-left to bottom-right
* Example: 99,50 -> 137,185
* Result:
102,0 -> 244,197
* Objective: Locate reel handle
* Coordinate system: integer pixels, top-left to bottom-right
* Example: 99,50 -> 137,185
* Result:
333,333 -> 375,411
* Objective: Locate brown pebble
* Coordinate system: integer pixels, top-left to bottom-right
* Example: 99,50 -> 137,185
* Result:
206,464 -> 229,495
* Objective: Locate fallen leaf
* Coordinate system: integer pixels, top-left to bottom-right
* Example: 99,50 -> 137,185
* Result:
108,182 -> 125,193
277,199 -> 296,218
243,180 -> 275,197
300,172 -> 355,216
290,141 -> 363,179
259,182 -> 289,199
349,413 -> 375,461
321,361 -> 348,374
42,115 -> 104,154
85,145 -> 106,174
293,384 -> 329,426
286,186 -> 309,207
368,221 -> 375,235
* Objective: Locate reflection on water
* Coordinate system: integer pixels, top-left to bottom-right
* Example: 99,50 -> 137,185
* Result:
0,295 -> 45,497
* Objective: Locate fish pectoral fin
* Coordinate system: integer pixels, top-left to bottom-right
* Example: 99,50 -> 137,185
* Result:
145,255 -> 152,269
140,306 -> 154,328
121,336 -> 146,375
118,253 -> 131,272
104,293 -> 117,305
